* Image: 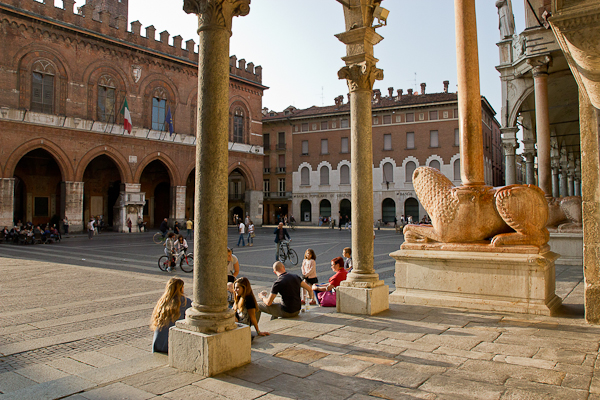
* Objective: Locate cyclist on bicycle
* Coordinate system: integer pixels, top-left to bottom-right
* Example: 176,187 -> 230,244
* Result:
273,222 -> 290,261
164,232 -> 177,272
174,234 -> 188,266
159,218 -> 169,238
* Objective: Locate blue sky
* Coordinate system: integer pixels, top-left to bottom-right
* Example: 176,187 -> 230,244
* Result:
129,1 -> 526,119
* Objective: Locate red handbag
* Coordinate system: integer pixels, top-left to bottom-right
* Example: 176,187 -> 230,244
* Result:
317,290 -> 336,307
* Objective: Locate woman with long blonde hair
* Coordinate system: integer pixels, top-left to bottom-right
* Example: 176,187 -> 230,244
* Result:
233,277 -> 269,337
150,277 -> 191,353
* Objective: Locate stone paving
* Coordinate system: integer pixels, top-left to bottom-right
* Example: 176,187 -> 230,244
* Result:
0,257 -> 598,399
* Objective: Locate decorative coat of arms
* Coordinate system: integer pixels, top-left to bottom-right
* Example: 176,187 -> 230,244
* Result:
131,65 -> 142,83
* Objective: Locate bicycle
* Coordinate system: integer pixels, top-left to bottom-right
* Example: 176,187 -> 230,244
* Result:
158,251 -> 194,273
288,221 -> 296,231
277,240 -> 298,265
153,231 -> 167,244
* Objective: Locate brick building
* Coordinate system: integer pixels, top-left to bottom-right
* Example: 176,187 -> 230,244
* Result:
0,0 -> 266,232
262,82 -> 503,226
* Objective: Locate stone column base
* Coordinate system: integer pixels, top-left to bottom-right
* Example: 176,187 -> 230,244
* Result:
336,282 -> 389,315
549,232 -> 583,266
390,249 -> 562,316
168,323 -> 251,376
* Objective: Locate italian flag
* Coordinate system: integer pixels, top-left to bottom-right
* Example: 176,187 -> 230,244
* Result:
120,98 -> 132,134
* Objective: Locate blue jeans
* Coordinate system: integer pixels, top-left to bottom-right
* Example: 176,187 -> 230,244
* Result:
247,233 -> 253,244
237,233 -> 245,246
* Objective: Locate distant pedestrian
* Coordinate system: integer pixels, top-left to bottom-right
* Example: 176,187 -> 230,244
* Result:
159,218 -> 168,238
247,220 -> 255,247
237,221 -> 246,247
87,218 -> 95,240
127,218 -> 132,233
343,247 -> 352,272
186,217 -> 193,239
137,216 -> 144,232
63,217 -> 69,234
174,221 -> 180,235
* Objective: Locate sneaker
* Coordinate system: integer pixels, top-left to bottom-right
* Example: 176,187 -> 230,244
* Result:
167,267 -> 173,272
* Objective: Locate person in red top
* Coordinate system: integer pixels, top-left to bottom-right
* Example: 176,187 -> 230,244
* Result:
312,256 -> 347,293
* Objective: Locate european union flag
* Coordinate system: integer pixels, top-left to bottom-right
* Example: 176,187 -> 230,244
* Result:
165,107 -> 174,136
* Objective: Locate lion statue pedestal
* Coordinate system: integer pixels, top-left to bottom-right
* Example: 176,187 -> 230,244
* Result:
390,167 -> 562,316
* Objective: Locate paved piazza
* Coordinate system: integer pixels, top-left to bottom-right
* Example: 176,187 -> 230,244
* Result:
0,227 -> 597,399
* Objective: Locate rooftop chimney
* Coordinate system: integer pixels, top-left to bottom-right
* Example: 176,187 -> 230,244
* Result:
420,82 -> 426,95
443,80 -> 449,93
388,87 -> 394,98
373,89 -> 381,103
397,89 -> 403,99
407,88 -> 413,96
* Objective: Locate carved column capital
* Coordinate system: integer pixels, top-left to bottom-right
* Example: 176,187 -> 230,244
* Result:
338,61 -> 383,92
527,55 -> 552,77
183,0 -> 250,33
501,141 -> 518,154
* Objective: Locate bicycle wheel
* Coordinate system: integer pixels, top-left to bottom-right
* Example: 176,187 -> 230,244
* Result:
153,232 -> 163,244
180,254 -> 194,273
288,249 -> 299,265
158,255 -> 169,271
278,245 -> 287,263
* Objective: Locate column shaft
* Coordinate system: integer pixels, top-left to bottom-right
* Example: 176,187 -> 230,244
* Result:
524,153 -> 536,185
350,89 -> 375,279
171,186 -> 187,222
552,168 -> 560,198
533,69 -> 552,196
455,0 -> 484,186
187,17 -> 235,333
62,182 -> 84,232
0,178 -> 15,227
560,169 -> 568,197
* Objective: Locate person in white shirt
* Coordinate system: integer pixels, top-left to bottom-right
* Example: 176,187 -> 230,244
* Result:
247,221 -> 255,247
237,221 -> 246,247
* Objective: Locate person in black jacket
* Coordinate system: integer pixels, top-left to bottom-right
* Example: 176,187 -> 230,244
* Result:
159,218 -> 169,238
273,222 -> 290,261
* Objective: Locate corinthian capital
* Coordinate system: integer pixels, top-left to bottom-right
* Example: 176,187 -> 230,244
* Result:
338,61 -> 383,92
183,0 -> 250,33
527,55 -> 552,76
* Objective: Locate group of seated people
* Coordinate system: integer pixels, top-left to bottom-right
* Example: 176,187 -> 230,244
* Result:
1,223 -> 61,244
150,247 -> 353,353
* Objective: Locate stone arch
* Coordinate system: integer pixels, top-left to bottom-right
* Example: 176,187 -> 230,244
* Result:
139,74 -> 179,130
378,157 -> 397,168
82,62 -> 130,122
509,85 -> 535,128
425,154 -> 444,170
134,152 -> 179,186
227,162 -> 256,191
182,162 -> 197,187
4,138 -> 74,181
229,97 -> 251,144
16,47 -> 70,115
297,161 -> 313,172
75,145 -> 133,183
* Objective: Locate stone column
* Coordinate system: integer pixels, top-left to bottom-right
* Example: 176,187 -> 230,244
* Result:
335,0 -> 388,315
456,0 -> 484,186
574,159 -> 581,197
529,56 -> 552,196
522,138 -> 536,185
501,128 -> 519,185
245,190 -> 263,226
0,178 -> 15,228
169,0 -> 251,376
170,186 -> 186,223
580,92 -> 600,324
551,162 -> 560,198
567,154 -> 575,196
560,147 -> 569,197
61,182 -> 84,232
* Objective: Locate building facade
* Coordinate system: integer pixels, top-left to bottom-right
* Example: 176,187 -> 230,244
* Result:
0,0 -> 266,232
263,83 -> 503,226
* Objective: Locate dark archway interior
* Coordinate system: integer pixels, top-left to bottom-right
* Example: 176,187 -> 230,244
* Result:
13,149 -> 62,226
140,160 -> 171,228
82,155 -> 121,227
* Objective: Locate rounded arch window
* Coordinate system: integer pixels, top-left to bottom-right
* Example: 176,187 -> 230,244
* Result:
454,159 -> 461,181
233,107 -> 245,143
383,162 -> 394,183
340,164 -> 350,184
301,167 -> 310,186
320,166 -> 329,185
429,160 -> 440,170
301,199 -> 312,222
98,75 -> 116,123
31,60 -> 56,114
152,87 -> 168,131
405,161 -> 416,182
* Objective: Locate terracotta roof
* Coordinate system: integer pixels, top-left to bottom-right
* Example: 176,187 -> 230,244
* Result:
263,92 -> 459,121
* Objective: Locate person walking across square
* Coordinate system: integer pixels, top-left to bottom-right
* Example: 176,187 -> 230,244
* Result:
237,221 -> 246,247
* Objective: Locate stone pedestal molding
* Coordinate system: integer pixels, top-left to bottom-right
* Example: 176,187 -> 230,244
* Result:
549,232 -> 583,266
0,178 -> 15,228
334,0 -> 388,315
61,182 -> 84,232
114,183 -> 145,232
170,0 -> 251,375
390,248 -> 562,316
169,324 -> 250,376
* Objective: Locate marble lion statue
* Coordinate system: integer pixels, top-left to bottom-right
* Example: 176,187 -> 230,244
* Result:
547,196 -> 582,233
403,167 -> 549,247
